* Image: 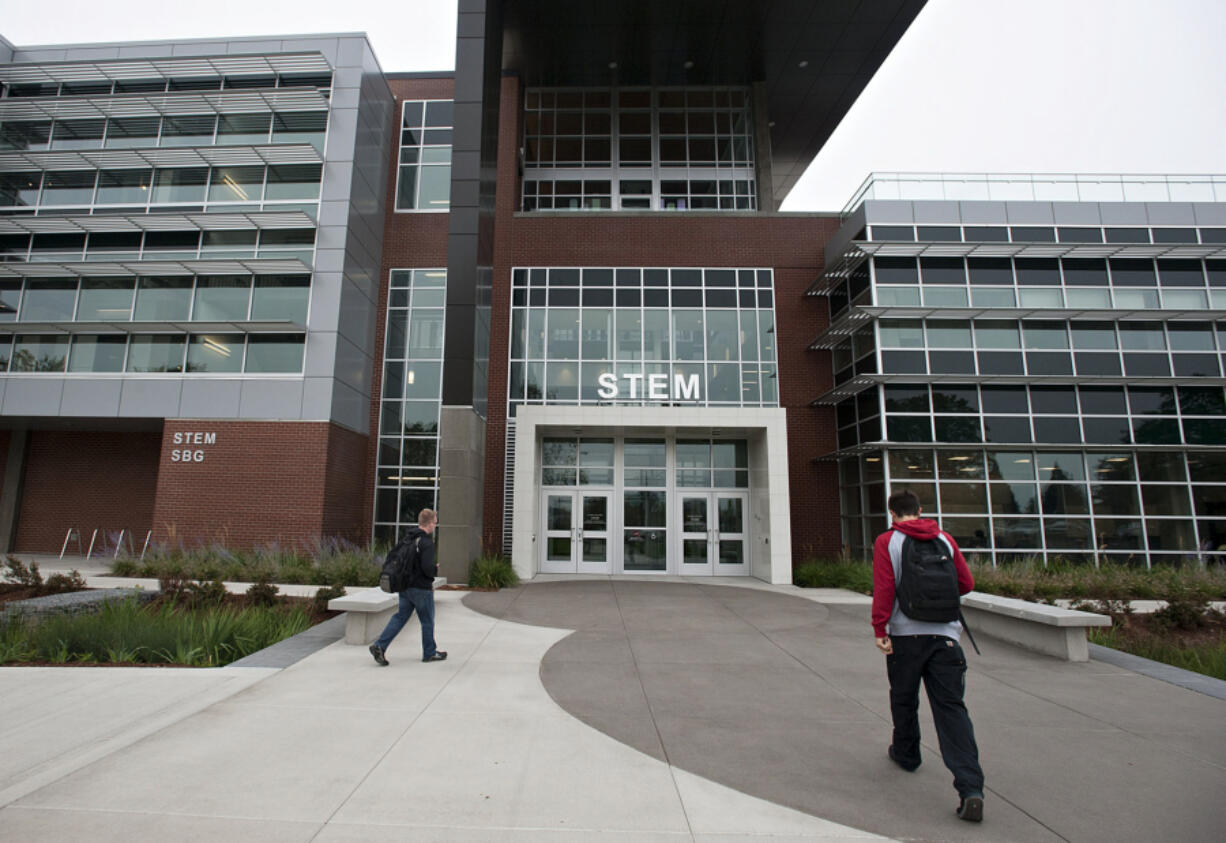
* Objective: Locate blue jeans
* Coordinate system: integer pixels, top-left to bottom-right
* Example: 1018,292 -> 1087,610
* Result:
374,588 -> 437,659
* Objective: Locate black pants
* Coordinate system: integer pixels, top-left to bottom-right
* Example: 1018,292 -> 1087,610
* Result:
886,634 -> 984,797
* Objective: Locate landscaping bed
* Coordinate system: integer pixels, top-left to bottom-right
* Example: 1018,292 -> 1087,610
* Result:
0,576 -> 340,668
794,556 -> 1226,680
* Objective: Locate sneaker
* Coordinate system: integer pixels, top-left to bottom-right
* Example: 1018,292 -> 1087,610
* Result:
423,651 -> 448,662
369,643 -> 388,666
957,794 -> 984,823
888,745 -> 919,772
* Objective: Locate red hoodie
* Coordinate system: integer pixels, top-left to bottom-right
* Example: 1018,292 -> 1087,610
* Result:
871,518 -> 975,638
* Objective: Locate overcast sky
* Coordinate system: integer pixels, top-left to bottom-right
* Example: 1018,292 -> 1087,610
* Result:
2,0 -> 1223,211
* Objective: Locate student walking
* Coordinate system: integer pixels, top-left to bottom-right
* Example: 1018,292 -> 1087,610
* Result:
872,490 -> 985,822
369,509 -> 447,665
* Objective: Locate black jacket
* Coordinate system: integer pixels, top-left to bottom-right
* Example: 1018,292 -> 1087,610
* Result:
402,526 -> 437,590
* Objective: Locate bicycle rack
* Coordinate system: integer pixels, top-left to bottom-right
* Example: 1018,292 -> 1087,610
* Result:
60,528 -> 83,559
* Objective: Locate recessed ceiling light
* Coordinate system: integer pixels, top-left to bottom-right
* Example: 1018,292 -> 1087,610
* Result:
683,60 -> 694,69
798,60 -> 809,68
608,61 -> 617,69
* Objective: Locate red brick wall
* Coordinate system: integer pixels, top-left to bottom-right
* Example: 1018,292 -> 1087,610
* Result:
14,430 -> 160,553
363,76 -> 456,541
150,420 -> 364,549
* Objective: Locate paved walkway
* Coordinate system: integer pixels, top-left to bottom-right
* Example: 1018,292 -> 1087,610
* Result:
1,575 -> 1223,841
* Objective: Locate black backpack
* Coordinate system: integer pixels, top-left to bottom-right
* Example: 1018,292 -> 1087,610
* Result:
895,533 -> 961,623
379,535 -> 421,593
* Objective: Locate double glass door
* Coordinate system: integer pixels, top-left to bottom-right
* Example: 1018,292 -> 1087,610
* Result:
679,492 -> 750,575
541,490 -> 613,574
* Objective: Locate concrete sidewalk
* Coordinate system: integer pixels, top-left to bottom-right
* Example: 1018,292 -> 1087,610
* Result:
0,577 -> 1223,841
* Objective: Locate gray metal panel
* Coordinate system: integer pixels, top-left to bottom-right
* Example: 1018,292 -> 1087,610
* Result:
10,49 -> 70,62
912,201 -> 961,223
333,333 -> 370,394
860,200 -> 914,223
1099,202 -> 1149,225
174,41 -> 229,56
1052,203 -> 1103,225
280,39 -> 340,64
1005,202 -> 1054,224
1193,203 -> 1226,226
330,85 -> 361,110
329,379 -> 367,433
317,200 -> 350,229
313,248 -> 345,275
2,378 -> 65,415
60,380 -> 122,416
301,376 -> 334,420
226,40 -> 282,55
322,160 -> 356,202
326,108 -> 360,157
178,380 -> 243,418
303,331 -> 338,378
1146,203 -> 1197,225
307,275 -> 342,333
238,379 -> 304,419
337,37 -> 366,67
316,223 -> 348,251
957,201 -> 1009,224
119,44 -> 174,58
118,378 -> 182,416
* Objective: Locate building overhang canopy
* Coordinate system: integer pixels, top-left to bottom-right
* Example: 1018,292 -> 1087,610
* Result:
499,0 -> 926,204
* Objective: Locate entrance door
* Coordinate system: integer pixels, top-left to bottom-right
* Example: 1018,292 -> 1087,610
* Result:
678,492 -> 749,575
540,490 -> 613,574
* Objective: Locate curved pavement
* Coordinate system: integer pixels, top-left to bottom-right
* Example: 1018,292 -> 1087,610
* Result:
465,578 -> 1226,843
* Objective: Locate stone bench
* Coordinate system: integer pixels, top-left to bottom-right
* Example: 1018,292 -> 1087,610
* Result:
960,592 -> 1112,661
328,580 -> 446,645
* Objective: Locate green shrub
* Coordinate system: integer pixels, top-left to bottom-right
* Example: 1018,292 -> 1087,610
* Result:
3,556 -> 43,588
246,578 -> 280,608
1091,626 -> 1226,681
111,559 -> 138,577
793,559 -> 873,593
467,555 -> 520,589
312,583 -> 347,615
43,571 -> 88,594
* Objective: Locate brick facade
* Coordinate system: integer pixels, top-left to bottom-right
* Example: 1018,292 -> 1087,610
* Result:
150,420 -> 365,549
14,430 -> 161,553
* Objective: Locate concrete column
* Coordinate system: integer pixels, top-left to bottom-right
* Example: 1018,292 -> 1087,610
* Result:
436,405 -> 486,582
0,429 -> 29,552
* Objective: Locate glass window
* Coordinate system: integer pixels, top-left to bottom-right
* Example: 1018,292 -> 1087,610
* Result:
50,119 -> 105,149
926,320 -> 972,347
11,335 -> 68,371
938,450 -> 985,480
986,451 -> 1036,481
192,276 -> 251,321
245,334 -> 305,373
20,278 -> 77,321
1038,452 -> 1085,482
879,319 -> 924,348
208,166 -> 265,203
265,165 -> 322,201
272,111 -> 326,151
1022,321 -> 1068,349
95,169 -> 153,204
974,320 -> 1020,348
673,310 -> 704,360
186,334 -> 244,372
250,276 -> 309,324
67,335 -> 126,372
160,115 -> 216,147
134,277 -> 192,320
77,278 -> 134,321
217,113 -> 271,145
126,335 -> 185,372
151,168 -> 207,204
40,171 -> 96,205
1070,322 -> 1117,349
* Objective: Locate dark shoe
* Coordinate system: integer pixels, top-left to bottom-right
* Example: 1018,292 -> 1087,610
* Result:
957,794 -> 984,822
888,745 -> 919,772
423,651 -> 448,662
369,643 -> 388,666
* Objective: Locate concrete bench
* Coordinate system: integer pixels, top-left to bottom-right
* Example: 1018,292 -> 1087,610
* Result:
960,592 -> 1112,662
328,580 -> 446,645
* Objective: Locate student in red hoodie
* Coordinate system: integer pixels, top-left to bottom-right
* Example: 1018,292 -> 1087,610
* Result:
873,489 -> 985,823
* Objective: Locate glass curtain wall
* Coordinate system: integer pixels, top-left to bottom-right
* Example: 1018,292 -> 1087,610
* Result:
374,269 -> 447,543
823,220 -> 1226,567
507,267 -> 776,417
521,87 -> 756,211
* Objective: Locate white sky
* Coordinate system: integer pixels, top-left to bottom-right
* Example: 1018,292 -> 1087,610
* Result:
2,0 -> 1223,211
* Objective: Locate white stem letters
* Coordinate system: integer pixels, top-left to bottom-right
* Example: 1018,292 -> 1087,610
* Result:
596,372 -> 701,401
